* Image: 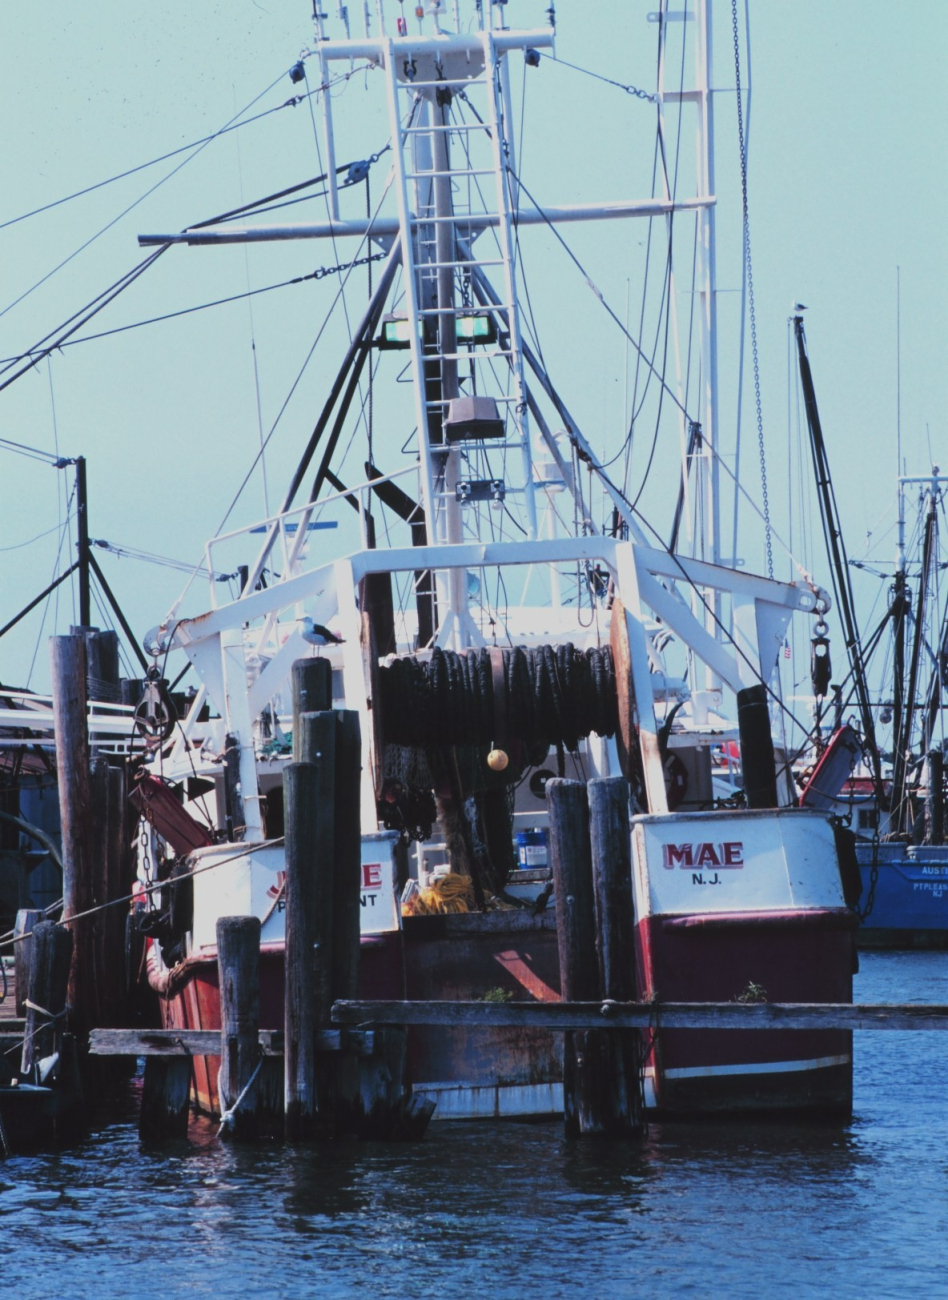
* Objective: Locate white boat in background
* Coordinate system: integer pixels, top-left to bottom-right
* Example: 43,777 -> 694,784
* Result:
125,0 -> 857,1120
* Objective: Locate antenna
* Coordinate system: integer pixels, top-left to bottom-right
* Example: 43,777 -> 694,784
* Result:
896,265 -> 902,478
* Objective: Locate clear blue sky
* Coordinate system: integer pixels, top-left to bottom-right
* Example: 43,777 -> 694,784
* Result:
1,1 -> 945,692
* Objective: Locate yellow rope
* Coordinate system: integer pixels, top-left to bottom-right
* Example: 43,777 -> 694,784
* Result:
402,873 -> 474,916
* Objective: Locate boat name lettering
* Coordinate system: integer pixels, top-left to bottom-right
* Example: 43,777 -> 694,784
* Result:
662,842 -> 744,870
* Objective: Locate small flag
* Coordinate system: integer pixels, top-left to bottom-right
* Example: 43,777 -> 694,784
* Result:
783,640 -> 791,659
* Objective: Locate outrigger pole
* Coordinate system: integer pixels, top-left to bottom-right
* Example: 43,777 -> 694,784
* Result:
793,315 -> 885,804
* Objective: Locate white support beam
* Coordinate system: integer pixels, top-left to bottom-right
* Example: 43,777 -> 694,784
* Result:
614,543 -> 669,814
138,197 -> 715,248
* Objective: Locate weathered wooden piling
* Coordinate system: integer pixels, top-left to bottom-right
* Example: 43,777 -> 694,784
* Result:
588,776 -> 642,1135
291,658 -> 332,760
332,711 -> 362,1012
283,756 -> 330,1140
547,777 -> 613,1137
107,763 -> 133,1015
13,908 -> 43,1019
50,634 -> 96,1038
21,921 -> 73,1077
217,915 -> 262,1139
139,1057 -> 192,1144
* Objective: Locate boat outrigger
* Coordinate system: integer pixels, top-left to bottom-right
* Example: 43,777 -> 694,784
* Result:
130,0 -> 857,1119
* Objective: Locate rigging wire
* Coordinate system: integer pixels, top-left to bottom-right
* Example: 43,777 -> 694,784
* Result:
0,436 -> 63,465
0,71 -> 294,325
616,11 -> 690,506
164,166 -> 398,620
0,253 -> 387,362
0,246 -> 170,393
0,75 -> 354,232
547,53 -> 658,103
505,166 -> 692,424
731,0 -> 772,578
0,519 -> 74,553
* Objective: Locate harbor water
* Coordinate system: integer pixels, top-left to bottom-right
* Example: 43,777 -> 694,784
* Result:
1,950 -> 947,1298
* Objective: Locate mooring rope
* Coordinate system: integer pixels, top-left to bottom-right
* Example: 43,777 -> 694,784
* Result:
218,1054 -> 265,1135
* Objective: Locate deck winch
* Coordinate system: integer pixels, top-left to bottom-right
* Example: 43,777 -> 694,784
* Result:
378,643 -> 619,752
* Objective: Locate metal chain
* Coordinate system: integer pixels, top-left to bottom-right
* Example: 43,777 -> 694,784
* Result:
551,54 -> 657,103
307,250 -> 386,282
731,0 -> 773,579
138,816 -> 153,893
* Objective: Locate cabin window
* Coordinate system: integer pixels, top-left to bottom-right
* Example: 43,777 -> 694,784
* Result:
857,809 -> 879,830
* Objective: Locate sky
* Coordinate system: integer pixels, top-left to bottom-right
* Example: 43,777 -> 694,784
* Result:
0,0 -> 945,699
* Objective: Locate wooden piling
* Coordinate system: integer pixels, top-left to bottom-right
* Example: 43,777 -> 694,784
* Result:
50,634 -> 96,1038
291,658 -> 332,759
217,915 -> 262,1139
283,760 -> 324,1140
13,908 -> 43,1019
588,776 -> 642,1135
332,711 -> 362,1009
139,1058 -> 192,1144
547,777 -> 611,1137
21,921 -> 73,1077
71,626 -> 120,706
106,763 -> 131,1017
89,756 -> 111,1025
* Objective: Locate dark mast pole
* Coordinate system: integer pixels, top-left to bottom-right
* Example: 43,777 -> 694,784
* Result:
76,456 -> 91,627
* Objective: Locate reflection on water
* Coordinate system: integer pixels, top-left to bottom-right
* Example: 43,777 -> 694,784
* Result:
0,953 -> 947,1298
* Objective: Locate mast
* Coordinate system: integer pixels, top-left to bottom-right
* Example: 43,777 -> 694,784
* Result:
76,455 -> 91,627
892,473 -> 948,829
695,0 -> 722,619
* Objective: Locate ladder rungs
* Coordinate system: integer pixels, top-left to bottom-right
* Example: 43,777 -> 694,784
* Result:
403,122 -> 490,135
437,349 -> 513,361
406,168 -> 495,180
425,395 -> 522,408
440,441 -> 529,452
410,213 -> 498,226
420,259 -> 504,270
416,304 -> 511,316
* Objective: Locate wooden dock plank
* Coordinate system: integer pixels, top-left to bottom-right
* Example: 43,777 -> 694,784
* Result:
88,1027 -> 375,1056
331,1000 -> 948,1032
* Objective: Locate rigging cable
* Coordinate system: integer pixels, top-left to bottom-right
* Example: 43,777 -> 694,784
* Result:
504,166 -> 692,424
731,0 -> 772,578
0,246 -> 170,393
0,70 -> 294,324
0,72 -> 362,232
0,252 -> 388,363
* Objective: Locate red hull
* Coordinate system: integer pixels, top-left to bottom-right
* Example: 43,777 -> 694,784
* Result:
636,909 -> 857,1115
160,914 -> 562,1117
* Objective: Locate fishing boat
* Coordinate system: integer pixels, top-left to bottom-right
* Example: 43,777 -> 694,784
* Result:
127,0 -> 857,1120
787,316 -> 948,949
842,470 -> 948,948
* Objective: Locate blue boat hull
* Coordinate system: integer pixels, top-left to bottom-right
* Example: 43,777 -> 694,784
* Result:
856,842 -> 948,947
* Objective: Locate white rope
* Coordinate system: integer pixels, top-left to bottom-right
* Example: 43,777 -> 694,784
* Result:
218,1055 -> 264,1134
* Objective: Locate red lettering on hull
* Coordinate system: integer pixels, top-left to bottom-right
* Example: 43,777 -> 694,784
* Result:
662,842 -> 744,870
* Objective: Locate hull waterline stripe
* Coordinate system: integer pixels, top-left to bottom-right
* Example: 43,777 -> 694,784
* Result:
646,1053 -> 851,1081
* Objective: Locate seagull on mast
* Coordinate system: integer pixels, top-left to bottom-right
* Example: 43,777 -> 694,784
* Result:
297,616 -> 344,652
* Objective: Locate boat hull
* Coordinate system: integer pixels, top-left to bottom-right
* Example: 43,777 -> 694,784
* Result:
636,910 -> 855,1116
856,842 -> 948,948
160,913 -> 564,1121
631,808 -> 856,1117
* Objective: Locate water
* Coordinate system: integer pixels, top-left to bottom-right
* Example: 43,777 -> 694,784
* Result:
2,952 -> 947,1298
